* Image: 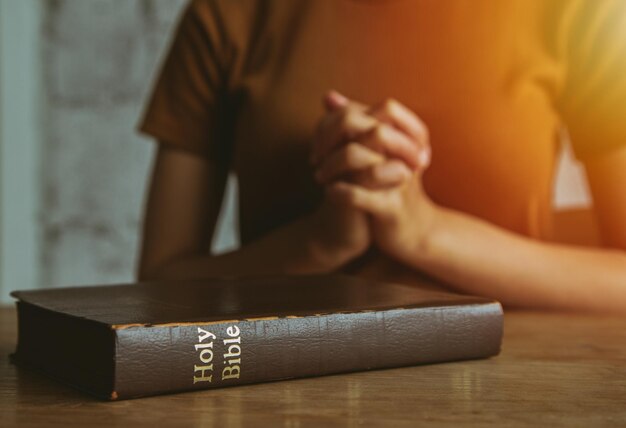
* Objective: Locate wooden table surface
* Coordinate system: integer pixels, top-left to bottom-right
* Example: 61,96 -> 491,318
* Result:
1,306 -> 625,427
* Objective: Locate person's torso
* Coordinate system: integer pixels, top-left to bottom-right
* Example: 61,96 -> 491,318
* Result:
217,0 -> 566,244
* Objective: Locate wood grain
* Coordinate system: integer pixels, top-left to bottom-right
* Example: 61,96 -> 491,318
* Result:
1,306 -> 625,427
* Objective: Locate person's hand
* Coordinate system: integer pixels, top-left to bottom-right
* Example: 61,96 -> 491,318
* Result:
303,92 -> 380,270
313,92 -> 438,265
306,90 -> 418,270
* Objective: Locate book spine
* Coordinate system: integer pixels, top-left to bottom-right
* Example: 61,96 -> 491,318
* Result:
112,302 -> 502,399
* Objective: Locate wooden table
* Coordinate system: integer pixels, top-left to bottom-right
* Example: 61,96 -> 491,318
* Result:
1,306 -> 625,427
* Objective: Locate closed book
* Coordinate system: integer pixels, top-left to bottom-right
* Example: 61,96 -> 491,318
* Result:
11,274 -> 503,400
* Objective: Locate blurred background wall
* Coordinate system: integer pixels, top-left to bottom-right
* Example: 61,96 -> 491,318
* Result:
0,0 -> 590,304
0,0 -> 238,303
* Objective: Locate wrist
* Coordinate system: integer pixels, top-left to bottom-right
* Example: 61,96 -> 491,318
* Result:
411,202 -> 455,272
394,196 -> 443,268
302,214 -> 349,273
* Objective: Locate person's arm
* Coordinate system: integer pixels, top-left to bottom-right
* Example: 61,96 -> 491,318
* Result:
315,96 -> 626,314
138,96 -> 418,282
137,145 -> 352,281
411,197 -> 626,314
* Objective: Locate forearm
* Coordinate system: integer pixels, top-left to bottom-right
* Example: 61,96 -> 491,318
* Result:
404,206 -> 626,313
141,217 -> 332,280
141,215 -> 337,281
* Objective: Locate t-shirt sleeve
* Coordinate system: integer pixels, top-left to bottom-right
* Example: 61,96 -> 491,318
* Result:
138,0 -> 232,160
556,0 -> 626,160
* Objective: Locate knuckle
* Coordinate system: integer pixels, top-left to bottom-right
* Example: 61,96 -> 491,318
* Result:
383,97 -> 399,112
349,191 -> 363,207
371,164 -> 386,182
329,183 -> 357,205
341,110 -> 360,138
343,187 -> 360,206
338,110 -> 351,129
373,123 -> 387,140
343,143 -> 361,165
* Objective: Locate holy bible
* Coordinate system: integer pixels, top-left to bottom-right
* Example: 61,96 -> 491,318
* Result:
11,275 -> 503,400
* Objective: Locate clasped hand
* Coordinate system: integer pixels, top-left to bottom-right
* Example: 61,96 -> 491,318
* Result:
308,90 -> 438,270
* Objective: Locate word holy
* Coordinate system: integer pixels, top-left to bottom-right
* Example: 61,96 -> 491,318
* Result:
193,325 -> 242,384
